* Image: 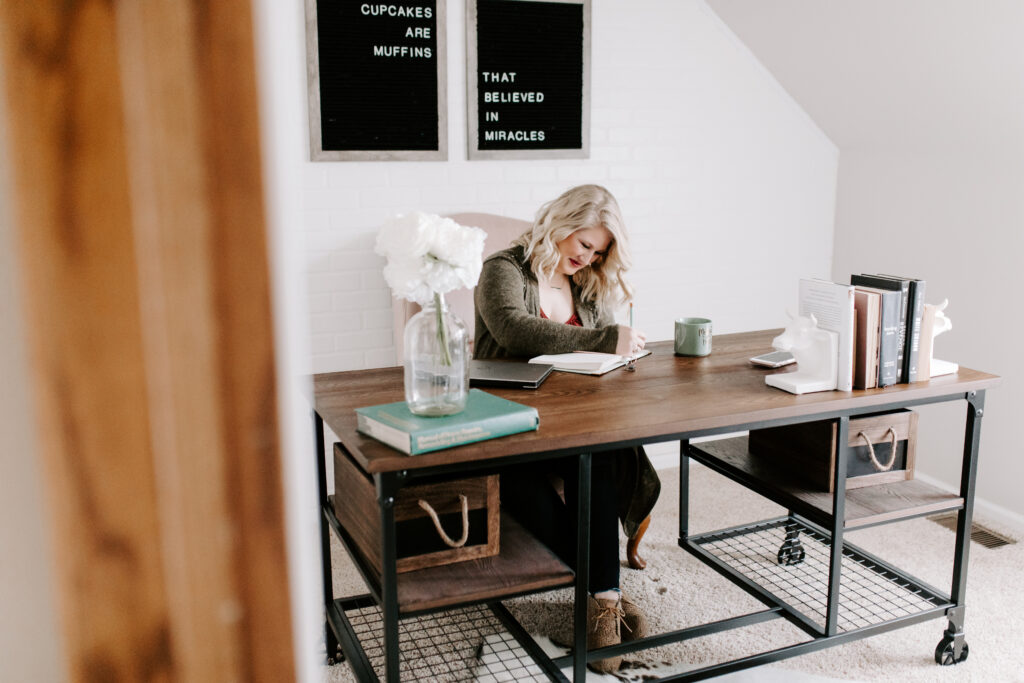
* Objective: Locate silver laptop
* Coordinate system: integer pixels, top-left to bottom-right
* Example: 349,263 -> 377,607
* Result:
469,360 -> 554,389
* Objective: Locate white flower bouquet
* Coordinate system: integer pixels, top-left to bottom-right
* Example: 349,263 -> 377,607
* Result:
375,212 -> 486,365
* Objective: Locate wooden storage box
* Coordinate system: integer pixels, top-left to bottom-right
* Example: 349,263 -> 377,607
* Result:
332,444 -> 500,574
748,409 -> 917,492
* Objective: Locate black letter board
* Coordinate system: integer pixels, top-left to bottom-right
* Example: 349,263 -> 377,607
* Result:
306,0 -> 447,160
467,0 -> 590,160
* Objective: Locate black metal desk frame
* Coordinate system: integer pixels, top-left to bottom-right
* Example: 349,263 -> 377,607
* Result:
315,386 -> 986,681
315,412 -> 599,683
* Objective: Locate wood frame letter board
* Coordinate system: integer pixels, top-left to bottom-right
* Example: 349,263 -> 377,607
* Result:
467,0 -> 591,160
306,0 -> 448,160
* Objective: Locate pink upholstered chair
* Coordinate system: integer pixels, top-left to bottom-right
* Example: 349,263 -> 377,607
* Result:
390,213 -> 652,570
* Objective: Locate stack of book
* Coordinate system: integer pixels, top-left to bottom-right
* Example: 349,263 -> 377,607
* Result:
799,274 -> 936,391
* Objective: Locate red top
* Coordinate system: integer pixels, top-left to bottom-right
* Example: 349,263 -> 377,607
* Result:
540,309 -> 583,326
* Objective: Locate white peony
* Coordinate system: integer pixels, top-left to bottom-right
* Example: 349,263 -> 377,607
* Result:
375,212 -> 486,305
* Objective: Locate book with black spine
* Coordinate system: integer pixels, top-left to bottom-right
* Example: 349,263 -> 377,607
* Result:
880,275 -> 927,382
851,274 -> 910,382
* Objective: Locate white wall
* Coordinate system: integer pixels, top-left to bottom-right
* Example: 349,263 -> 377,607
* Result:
832,150 -> 1024,526
252,1 -> 322,681
300,0 -> 839,374
702,0 -> 1024,526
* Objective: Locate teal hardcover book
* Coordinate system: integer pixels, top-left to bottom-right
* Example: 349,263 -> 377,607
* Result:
355,388 -> 539,454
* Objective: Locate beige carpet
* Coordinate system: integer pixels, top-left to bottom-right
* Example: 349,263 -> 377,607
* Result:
325,462 -> 1024,682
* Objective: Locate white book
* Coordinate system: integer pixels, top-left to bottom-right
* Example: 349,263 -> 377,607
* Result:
798,278 -> 856,391
528,349 -> 652,375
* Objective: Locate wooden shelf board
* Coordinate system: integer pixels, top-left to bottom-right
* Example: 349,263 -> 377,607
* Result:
329,508 -> 574,614
690,436 -> 963,530
396,515 -> 573,613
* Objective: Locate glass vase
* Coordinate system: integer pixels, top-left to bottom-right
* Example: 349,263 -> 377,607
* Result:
404,292 -> 469,416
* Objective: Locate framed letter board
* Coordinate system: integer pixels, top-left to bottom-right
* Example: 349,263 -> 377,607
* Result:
307,0 -> 447,161
467,0 -> 590,160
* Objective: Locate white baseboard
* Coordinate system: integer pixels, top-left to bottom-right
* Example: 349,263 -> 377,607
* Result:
913,471 -> 1024,536
647,437 -> 1024,538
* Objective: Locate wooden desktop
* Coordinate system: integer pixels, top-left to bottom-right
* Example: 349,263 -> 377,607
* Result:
313,329 -> 999,682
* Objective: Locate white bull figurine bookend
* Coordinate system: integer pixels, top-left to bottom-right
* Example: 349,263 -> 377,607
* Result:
765,313 -> 838,394
923,298 -> 958,377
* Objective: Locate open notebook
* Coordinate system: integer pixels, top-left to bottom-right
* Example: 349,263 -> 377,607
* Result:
528,349 -> 652,375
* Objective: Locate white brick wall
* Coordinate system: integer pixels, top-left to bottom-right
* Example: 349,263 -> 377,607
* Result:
299,1 -> 839,373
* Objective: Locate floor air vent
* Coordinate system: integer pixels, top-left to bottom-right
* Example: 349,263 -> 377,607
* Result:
928,512 -> 1016,549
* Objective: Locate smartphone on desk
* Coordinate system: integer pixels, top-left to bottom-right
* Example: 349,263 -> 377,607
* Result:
749,350 -> 795,368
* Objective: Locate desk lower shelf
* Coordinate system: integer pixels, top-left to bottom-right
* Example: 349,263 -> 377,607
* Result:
689,436 -> 963,530
326,500 -> 574,614
683,516 -> 952,637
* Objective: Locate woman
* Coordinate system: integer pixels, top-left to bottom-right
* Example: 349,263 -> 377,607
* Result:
473,184 -> 660,672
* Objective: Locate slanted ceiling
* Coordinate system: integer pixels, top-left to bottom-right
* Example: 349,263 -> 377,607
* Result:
706,0 -> 1024,158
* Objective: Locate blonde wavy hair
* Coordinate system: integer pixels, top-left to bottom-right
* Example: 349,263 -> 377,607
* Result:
513,184 -> 633,309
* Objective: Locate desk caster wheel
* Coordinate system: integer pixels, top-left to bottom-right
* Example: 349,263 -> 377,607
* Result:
935,637 -> 969,665
777,542 -> 805,566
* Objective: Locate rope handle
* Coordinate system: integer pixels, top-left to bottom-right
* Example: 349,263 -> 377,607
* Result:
856,427 -> 899,472
417,494 -> 469,548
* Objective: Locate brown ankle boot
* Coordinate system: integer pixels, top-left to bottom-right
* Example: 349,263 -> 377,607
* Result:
587,595 -> 623,673
619,592 -> 647,642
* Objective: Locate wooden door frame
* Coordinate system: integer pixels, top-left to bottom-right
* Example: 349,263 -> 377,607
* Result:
0,2 -> 296,681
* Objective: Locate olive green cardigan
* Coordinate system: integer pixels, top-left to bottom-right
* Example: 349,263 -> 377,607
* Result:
473,245 -> 660,537
473,245 -> 620,359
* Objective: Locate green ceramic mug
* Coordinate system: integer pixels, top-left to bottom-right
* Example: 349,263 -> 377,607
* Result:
674,317 -> 712,356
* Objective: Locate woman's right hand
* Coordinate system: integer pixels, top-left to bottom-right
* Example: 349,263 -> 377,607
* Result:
615,325 -> 647,356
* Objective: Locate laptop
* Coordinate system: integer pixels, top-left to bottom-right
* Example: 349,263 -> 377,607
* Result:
469,359 -> 554,389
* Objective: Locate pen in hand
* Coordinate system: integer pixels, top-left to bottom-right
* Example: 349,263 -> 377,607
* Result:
627,301 -> 637,370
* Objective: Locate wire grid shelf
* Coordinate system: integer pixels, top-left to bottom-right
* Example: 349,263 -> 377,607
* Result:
692,518 -> 945,632
343,602 -> 550,682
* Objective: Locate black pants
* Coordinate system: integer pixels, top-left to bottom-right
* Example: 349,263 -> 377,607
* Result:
500,453 -> 620,593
